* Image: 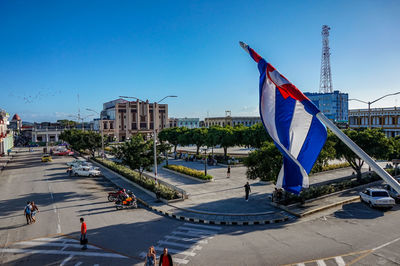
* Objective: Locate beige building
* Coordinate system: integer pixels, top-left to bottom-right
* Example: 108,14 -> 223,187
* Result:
349,107 -> 400,137
100,98 -> 168,141
205,115 -> 261,127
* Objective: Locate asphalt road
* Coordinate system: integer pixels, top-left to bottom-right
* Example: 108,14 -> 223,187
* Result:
1,148 -> 400,266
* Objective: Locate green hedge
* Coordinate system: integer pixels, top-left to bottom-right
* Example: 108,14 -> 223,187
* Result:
164,164 -> 213,180
93,158 -> 180,200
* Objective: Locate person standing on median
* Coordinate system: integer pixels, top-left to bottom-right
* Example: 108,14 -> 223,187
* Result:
244,182 -> 251,201
80,217 -> 88,250
226,165 -> 231,178
159,248 -> 173,266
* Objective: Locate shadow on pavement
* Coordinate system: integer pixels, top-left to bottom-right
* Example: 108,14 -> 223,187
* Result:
333,202 -> 386,219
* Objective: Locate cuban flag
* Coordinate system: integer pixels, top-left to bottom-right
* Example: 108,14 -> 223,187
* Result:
241,42 -> 327,194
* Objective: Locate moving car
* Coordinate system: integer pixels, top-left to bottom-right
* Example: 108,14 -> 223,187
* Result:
359,188 -> 395,208
53,149 -> 74,156
72,166 -> 102,177
41,154 -> 52,162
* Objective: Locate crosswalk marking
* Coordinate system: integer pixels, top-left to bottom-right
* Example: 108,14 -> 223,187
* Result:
14,241 -> 101,250
164,235 -> 208,244
140,223 -> 222,265
0,248 -> 127,258
60,255 -> 74,266
157,240 -> 202,250
178,226 -> 217,235
334,256 -> 345,266
316,260 -> 327,266
171,230 -> 213,238
182,223 -> 222,230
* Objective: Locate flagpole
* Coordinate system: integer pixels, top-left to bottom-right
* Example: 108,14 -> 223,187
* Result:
316,112 -> 400,194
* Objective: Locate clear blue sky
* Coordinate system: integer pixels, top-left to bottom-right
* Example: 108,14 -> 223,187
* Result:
1,0 -> 400,122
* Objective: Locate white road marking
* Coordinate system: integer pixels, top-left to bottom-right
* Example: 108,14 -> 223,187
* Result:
316,260 -> 327,266
0,248 -> 128,258
74,262 -> 82,266
15,241 -> 101,250
94,264 -> 99,266
57,224 -> 61,234
60,254 -> 74,266
373,236 -> 400,251
172,257 -> 190,264
61,246 -> 67,251
296,263 -> 305,266
157,240 -> 202,250
164,235 -> 208,244
182,223 -> 222,230
153,246 -> 196,257
171,230 -> 213,238
334,256 -> 345,266
34,238 -> 79,243
177,227 -> 215,235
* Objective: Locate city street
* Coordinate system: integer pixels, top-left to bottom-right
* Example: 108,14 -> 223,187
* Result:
1,148 -> 400,265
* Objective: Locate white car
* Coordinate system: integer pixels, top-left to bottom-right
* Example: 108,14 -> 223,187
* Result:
72,166 -> 102,177
359,188 -> 395,208
68,160 -> 94,168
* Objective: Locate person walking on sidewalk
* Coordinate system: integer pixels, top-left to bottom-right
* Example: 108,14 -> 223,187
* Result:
244,182 -> 251,201
80,217 -> 88,250
159,248 -> 173,266
144,246 -> 156,266
31,201 -> 39,223
226,165 -> 231,178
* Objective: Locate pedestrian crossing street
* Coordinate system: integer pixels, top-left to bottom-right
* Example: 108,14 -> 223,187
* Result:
140,222 -> 222,265
0,235 -> 129,265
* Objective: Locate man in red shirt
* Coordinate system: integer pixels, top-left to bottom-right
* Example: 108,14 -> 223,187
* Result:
159,248 -> 173,266
80,217 -> 87,250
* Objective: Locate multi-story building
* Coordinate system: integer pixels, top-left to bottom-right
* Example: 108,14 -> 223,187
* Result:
9,114 -> 22,133
100,98 -> 169,141
204,115 -> 261,127
304,90 -> 348,124
168,118 -> 178,128
177,118 -> 200,129
0,109 -> 14,155
349,107 -> 400,138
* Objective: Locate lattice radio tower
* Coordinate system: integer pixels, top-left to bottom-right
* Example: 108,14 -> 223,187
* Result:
319,25 -> 333,93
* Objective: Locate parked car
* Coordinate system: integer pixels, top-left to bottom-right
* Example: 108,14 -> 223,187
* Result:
383,184 -> 400,203
72,166 -> 102,177
41,154 -> 52,162
359,188 -> 395,208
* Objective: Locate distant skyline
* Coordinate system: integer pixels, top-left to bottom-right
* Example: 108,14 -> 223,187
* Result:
1,0 -> 400,122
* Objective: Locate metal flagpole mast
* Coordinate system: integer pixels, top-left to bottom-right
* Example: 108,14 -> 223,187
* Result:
239,41 -> 400,195
317,112 -> 400,194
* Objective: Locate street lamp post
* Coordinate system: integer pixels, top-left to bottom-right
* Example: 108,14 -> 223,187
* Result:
119,95 -> 177,179
349,92 -> 400,128
86,108 -> 104,158
201,148 -> 208,176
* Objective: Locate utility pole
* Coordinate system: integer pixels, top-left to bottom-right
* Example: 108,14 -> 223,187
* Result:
319,25 -> 333,93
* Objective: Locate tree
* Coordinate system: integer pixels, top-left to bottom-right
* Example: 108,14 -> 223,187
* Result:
59,129 -> 103,157
218,126 -> 236,158
190,128 -> 208,155
113,134 -> 163,177
243,141 -> 282,182
158,127 -> 186,153
333,128 -> 392,180
205,126 -> 222,155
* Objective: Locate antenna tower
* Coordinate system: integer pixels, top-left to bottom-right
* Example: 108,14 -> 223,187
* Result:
319,25 -> 333,93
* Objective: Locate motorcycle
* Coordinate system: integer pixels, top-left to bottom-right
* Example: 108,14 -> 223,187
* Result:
108,188 -> 126,202
115,194 -> 138,210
